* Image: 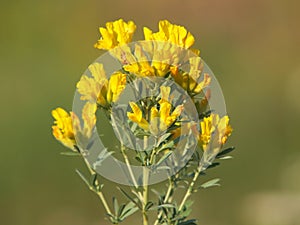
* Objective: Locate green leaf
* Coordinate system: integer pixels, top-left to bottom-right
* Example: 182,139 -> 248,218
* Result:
156,133 -> 172,147
206,162 -> 220,169
92,149 -> 114,169
60,152 -> 81,156
76,169 -> 92,190
201,178 -> 221,189
119,202 -> 138,220
117,187 -> 141,209
113,197 -> 119,216
154,203 -> 176,209
219,156 -> 233,160
154,152 -> 172,168
216,146 -> 235,158
145,201 -> 154,211
178,219 -> 198,225
157,141 -> 174,153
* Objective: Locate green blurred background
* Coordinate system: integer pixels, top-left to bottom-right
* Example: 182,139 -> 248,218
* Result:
1,0 -> 300,224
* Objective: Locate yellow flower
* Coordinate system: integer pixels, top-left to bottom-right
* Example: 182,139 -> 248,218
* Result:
77,63 -> 108,106
127,86 -> 183,135
127,102 -> 149,130
52,103 -> 97,150
81,102 -> 97,138
171,57 -> 211,95
52,107 -> 77,150
218,115 -> 233,145
144,20 -> 195,49
94,19 -> 136,50
107,72 -> 127,103
77,63 -> 127,107
122,43 -> 177,77
122,44 -> 156,77
199,114 -> 232,150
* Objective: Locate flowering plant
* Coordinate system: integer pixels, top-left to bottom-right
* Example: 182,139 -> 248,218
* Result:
51,19 -> 234,225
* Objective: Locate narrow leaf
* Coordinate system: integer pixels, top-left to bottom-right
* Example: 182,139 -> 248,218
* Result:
60,152 -> 81,156
201,178 -> 221,189
76,169 -> 92,190
216,146 -> 235,158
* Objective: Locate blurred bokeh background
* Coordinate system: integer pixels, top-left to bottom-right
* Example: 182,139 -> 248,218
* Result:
1,0 -> 300,224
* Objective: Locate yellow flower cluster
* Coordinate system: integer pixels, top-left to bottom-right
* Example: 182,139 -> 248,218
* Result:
94,19 -> 202,81
76,63 -> 127,107
127,86 -> 183,136
199,114 -> 233,150
52,19 -> 233,152
51,102 -> 97,151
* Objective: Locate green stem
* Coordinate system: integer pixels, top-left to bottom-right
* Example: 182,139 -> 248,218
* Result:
82,157 -> 113,217
178,163 -> 204,212
120,145 -> 139,189
153,178 -> 174,225
142,136 -> 149,225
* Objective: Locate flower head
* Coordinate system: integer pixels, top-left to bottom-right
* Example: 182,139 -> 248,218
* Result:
199,114 -> 232,150
94,19 -> 136,50
77,63 -> 108,106
144,20 -> 196,49
127,86 -> 183,135
171,57 -> 210,95
77,63 -> 126,107
107,72 -> 127,103
52,102 -> 97,151
51,108 -> 77,150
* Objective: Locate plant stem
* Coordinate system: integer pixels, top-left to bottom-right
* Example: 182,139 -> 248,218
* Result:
142,136 -> 149,225
178,162 -> 204,212
153,178 -> 174,225
120,145 -> 139,189
82,157 -> 113,217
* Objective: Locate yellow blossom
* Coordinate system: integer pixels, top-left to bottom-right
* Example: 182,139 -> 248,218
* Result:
127,102 -> 149,130
51,107 -> 77,150
171,57 -> 210,95
121,41 -> 181,77
199,114 -> 232,150
127,86 -> 183,135
81,102 -> 97,138
77,63 -> 108,106
77,63 -> 127,107
52,103 -> 97,150
94,19 -> 136,50
123,44 -> 156,77
217,115 -> 233,145
144,20 -> 195,49
107,72 -> 127,103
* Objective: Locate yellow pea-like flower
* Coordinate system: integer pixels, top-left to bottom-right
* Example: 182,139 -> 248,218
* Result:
52,103 -> 98,151
94,19 -> 136,50
77,63 -> 127,107
81,102 -> 97,139
107,72 -> 127,103
171,57 -> 210,95
127,102 -> 150,131
51,108 -> 77,150
127,86 -> 183,136
144,20 -> 195,49
199,114 -> 232,150
77,63 -> 108,106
